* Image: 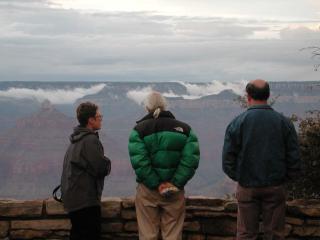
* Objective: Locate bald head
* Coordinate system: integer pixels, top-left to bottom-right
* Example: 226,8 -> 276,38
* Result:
246,79 -> 270,101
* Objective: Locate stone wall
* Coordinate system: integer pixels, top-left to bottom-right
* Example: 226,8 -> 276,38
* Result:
1,197 -> 320,239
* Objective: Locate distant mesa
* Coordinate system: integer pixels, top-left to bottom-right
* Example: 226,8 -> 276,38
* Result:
41,99 -> 54,111
200,89 -> 238,100
16,100 -> 73,129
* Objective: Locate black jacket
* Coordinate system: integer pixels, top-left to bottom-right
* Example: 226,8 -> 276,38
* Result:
61,126 -> 111,213
222,104 -> 301,187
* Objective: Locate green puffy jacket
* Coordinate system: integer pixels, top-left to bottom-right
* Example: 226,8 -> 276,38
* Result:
128,111 -> 200,190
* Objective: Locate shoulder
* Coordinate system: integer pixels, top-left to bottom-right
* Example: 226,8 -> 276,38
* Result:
82,133 -> 100,145
279,113 -> 296,131
170,119 -> 191,134
134,117 -> 192,138
134,118 -> 154,132
228,111 -> 247,129
269,109 -> 294,126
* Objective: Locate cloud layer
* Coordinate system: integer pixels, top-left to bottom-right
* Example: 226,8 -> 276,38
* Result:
0,0 -> 319,82
126,81 -> 247,104
0,84 -> 106,104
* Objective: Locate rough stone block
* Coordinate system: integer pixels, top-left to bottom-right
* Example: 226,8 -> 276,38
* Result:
10,230 -> 52,239
45,198 -> 67,215
259,222 -> 291,236
306,219 -> 320,225
287,199 -> 320,217
183,221 -> 201,232
285,217 -> 304,225
121,209 -> 137,219
115,232 -> 139,239
11,219 -> 71,231
187,234 -> 205,240
101,198 -> 122,218
186,197 -> 225,207
193,211 -> 237,218
201,218 -> 236,236
292,226 -> 320,237
0,200 -> 43,217
186,205 -> 225,212
124,221 -> 138,232
101,233 -> 113,240
285,224 -> 293,237
0,221 -> 9,238
206,237 -> 234,240
54,230 -> 70,237
224,201 -> 237,212
122,197 -> 135,209
101,222 -> 123,233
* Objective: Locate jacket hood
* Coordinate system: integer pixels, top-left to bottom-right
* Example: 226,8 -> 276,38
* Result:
69,126 -> 97,143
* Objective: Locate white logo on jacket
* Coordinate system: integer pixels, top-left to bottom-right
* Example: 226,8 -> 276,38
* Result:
174,127 -> 184,133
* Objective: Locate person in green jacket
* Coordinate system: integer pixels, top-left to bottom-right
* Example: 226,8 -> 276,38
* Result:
128,91 -> 200,240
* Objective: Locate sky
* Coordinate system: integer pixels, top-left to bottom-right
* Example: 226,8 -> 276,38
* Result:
0,0 -> 320,82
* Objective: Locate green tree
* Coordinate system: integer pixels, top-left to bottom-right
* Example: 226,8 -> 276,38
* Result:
287,110 -> 320,199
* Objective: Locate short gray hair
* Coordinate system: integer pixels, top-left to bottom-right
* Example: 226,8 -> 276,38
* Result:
144,91 -> 167,118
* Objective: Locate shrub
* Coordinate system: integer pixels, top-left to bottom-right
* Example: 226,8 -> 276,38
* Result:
287,110 -> 320,199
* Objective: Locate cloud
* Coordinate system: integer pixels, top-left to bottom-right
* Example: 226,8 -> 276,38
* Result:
0,1 -> 319,82
0,4 -> 173,37
126,80 -> 247,105
162,90 -> 180,98
177,80 -> 247,97
280,26 -> 320,40
126,86 -> 153,105
175,21 -> 266,38
126,86 -> 187,105
0,84 -> 106,104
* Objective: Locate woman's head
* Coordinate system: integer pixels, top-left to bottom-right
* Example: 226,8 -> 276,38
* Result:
144,91 -> 167,118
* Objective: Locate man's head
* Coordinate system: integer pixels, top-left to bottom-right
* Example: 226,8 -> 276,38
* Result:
76,102 -> 103,130
144,91 -> 167,113
246,79 -> 270,106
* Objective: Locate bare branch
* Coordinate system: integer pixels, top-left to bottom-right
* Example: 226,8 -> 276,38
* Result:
300,46 -> 320,71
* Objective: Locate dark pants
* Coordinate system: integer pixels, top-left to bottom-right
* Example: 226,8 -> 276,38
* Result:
236,184 -> 286,240
69,206 -> 101,240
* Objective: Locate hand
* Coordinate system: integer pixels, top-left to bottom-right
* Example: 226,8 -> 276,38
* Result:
158,182 -> 167,193
158,182 -> 173,193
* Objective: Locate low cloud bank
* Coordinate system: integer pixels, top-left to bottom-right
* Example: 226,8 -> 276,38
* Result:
126,81 -> 246,104
0,84 -> 106,104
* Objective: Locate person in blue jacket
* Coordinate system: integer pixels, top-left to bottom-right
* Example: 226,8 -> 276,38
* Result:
222,79 -> 301,240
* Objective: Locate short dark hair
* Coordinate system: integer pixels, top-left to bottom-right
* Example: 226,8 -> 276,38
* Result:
76,102 -> 98,127
246,82 -> 270,100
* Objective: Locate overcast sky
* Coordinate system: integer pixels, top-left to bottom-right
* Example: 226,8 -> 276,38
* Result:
0,0 -> 319,82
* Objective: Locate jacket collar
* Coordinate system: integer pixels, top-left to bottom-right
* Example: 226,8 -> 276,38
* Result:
70,126 -> 99,143
136,110 -> 175,123
247,104 -> 273,111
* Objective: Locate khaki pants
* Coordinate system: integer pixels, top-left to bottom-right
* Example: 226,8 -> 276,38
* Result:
135,183 -> 185,240
236,184 -> 286,240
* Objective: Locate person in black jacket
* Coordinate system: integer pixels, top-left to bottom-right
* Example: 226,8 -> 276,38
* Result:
222,79 -> 301,240
61,102 -> 111,240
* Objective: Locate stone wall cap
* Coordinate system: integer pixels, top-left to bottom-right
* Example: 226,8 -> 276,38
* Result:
0,200 -> 43,217
101,197 -> 122,203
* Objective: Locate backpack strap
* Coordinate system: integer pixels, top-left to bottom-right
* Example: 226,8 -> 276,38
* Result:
52,185 -> 62,202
